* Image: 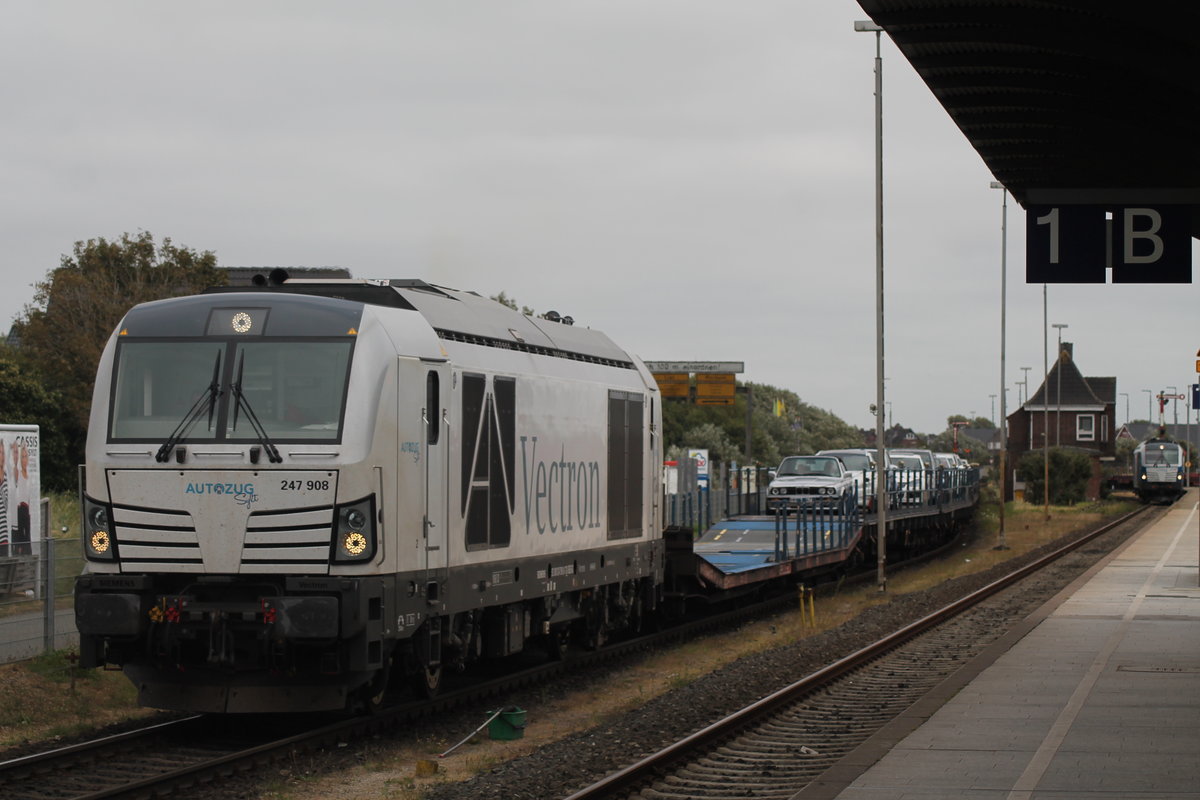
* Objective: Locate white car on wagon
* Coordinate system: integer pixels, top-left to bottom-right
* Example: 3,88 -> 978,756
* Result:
767,455 -> 856,512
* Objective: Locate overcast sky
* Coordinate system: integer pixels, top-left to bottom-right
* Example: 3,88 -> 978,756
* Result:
3,2 -> 1197,440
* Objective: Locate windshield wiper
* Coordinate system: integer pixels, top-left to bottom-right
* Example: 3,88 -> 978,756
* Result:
156,352 -> 222,463
230,351 -> 283,463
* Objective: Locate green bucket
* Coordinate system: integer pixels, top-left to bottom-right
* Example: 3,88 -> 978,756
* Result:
487,707 -> 527,741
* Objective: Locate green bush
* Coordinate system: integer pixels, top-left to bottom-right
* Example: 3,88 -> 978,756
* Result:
1017,448 -> 1093,505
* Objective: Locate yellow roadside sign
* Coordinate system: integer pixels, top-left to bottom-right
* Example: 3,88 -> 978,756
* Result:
653,373 -> 691,398
695,372 -> 736,400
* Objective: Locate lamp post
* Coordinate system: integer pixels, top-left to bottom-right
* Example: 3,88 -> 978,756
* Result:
1119,392 -> 1129,427
1042,286 -> 1049,519
989,394 -> 997,426
990,180 -> 1008,550
1021,367 -> 1031,406
855,18 -> 887,593
1142,388 -> 1152,422
1051,323 -> 1068,446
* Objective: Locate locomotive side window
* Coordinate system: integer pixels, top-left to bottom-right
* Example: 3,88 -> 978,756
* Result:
462,374 -> 516,550
607,390 -> 645,540
426,372 -> 440,445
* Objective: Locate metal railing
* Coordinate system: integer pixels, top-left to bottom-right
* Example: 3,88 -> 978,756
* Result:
772,496 -> 859,561
668,464 -> 982,535
664,464 -> 770,534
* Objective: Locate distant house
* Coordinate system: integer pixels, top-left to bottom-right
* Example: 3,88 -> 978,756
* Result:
1116,421 -> 1199,451
1005,342 -> 1116,500
862,425 -> 921,449
960,426 -> 1000,457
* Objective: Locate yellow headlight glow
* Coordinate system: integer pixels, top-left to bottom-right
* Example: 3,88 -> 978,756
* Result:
91,530 -> 110,554
343,531 -> 368,557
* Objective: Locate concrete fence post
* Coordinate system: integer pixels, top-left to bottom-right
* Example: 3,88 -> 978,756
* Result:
43,536 -> 56,653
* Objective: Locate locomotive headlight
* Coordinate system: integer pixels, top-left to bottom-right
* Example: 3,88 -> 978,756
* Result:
332,496 -> 377,563
343,531 -> 368,556
90,530 -> 111,554
345,508 -> 367,530
82,495 -> 116,561
88,506 -> 109,531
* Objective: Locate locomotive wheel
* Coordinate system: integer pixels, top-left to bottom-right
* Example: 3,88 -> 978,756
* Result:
413,663 -> 443,698
544,629 -> 570,661
587,626 -> 607,651
360,669 -> 390,714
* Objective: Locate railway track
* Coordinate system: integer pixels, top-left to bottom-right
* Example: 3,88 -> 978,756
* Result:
562,505 -> 1152,800
1,507 -> 1146,800
0,555 -> 884,800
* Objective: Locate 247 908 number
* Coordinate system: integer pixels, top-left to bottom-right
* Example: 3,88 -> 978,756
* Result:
280,480 -> 330,491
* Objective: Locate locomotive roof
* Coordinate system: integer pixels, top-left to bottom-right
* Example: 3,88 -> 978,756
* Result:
204,278 -> 636,367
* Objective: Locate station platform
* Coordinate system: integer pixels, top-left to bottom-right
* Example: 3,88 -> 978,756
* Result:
799,489 -> 1200,800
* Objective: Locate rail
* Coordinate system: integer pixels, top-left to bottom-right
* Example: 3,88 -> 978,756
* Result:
562,503 -> 1147,800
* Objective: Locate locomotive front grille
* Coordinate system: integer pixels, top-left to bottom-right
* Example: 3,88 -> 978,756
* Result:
1145,467 -> 1177,483
108,504 -> 335,574
242,506 -> 336,571
103,469 -> 340,575
111,505 -> 204,570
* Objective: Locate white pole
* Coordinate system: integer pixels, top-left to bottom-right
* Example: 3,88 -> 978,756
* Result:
855,19 -> 887,593
872,27 -> 887,592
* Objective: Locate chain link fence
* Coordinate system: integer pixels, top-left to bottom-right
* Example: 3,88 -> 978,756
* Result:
0,498 -> 81,664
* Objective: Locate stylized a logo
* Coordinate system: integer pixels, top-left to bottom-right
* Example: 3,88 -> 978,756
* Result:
461,375 -> 515,547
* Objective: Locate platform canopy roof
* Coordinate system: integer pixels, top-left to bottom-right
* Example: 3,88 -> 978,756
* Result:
855,0 -> 1200,237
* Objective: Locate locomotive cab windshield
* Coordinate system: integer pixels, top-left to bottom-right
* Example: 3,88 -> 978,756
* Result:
1142,444 -> 1180,466
108,337 -> 355,445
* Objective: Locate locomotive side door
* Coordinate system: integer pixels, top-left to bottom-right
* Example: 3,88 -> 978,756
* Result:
420,362 -> 450,601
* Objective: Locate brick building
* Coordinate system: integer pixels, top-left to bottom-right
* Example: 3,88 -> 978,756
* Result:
1005,343 -> 1116,500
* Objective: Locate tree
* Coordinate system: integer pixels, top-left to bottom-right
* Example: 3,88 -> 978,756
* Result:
661,381 -> 861,469
12,233 -> 224,487
1016,448 -> 1092,505
14,233 -> 224,431
926,429 -> 988,460
490,291 -> 536,317
676,423 -> 740,462
0,348 -> 76,490
947,414 -> 994,429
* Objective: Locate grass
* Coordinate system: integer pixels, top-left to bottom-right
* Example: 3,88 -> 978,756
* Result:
0,650 -> 153,748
